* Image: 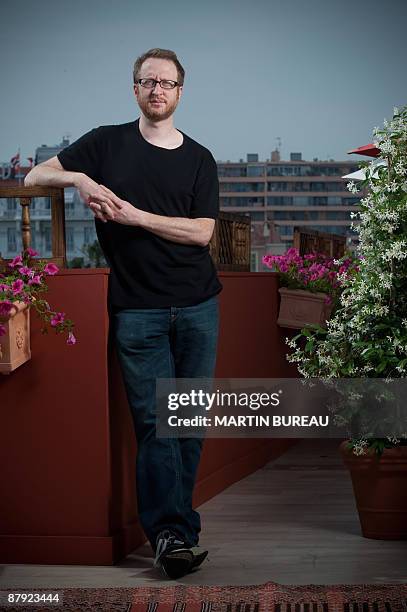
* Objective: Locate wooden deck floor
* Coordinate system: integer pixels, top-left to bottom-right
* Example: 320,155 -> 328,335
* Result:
1,439 -> 406,587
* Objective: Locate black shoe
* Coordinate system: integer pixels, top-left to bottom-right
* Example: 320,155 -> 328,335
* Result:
154,530 -> 194,579
189,546 -> 209,571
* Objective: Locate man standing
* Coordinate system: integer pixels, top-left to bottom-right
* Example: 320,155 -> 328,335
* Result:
24,48 -> 222,579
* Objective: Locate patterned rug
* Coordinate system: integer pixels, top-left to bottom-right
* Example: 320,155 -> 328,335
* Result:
0,583 -> 406,612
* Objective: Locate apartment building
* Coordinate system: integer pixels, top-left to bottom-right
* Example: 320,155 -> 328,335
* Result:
217,151 -> 361,270
1,142 -> 361,270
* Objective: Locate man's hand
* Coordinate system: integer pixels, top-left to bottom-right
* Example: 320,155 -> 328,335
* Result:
88,185 -> 142,225
89,185 -> 214,247
75,176 -> 124,223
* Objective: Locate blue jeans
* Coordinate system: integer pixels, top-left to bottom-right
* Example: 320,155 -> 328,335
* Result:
111,295 -> 219,549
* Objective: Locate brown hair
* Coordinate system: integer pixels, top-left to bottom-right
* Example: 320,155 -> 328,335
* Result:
133,48 -> 185,86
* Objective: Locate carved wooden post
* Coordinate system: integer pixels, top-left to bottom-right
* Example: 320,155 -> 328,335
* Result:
0,187 -> 67,267
20,197 -> 32,251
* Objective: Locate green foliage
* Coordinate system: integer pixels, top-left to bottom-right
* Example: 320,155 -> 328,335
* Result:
80,240 -> 108,268
68,257 -> 85,269
286,106 -> 407,455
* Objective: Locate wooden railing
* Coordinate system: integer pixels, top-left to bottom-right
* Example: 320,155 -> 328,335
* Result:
209,211 -> 251,271
293,226 -> 346,258
0,186 -> 66,268
0,187 -> 251,272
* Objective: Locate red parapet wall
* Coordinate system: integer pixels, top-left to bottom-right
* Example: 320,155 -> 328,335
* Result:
0,269 -> 298,565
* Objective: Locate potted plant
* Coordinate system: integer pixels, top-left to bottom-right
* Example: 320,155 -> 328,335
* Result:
0,247 -> 76,374
285,105 -> 407,539
262,248 -> 358,329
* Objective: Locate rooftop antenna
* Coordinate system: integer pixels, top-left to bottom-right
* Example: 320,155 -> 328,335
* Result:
276,137 -> 282,152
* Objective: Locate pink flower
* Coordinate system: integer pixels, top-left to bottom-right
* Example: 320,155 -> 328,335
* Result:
25,247 -> 39,257
0,301 -> 13,316
28,275 -> 43,286
67,331 -> 76,345
9,255 -> 23,268
0,323 -> 6,336
44,263 -> 59,276
0,283 -> 10,292
12,279 -> 24,295
18,266 -> 33,276
50,312 -> 65,327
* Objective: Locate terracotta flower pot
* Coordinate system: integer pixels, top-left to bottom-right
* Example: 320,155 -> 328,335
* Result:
277,287 -> 333,329
0,301 -> 31,374
340,440 -> 407,539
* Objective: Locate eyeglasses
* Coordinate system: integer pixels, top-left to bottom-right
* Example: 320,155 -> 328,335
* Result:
136,78 -> 179,90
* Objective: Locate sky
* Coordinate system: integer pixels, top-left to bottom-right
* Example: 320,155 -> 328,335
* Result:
1,0 -> 406,165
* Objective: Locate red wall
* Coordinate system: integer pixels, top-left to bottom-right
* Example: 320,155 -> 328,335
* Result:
0,269 -> 297,564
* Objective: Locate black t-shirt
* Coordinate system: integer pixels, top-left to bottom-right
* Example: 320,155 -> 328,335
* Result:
57,118 -> 223,308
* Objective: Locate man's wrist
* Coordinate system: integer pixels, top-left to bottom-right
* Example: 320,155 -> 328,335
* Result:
72,172 -> 85,189
132,207 -> 147,228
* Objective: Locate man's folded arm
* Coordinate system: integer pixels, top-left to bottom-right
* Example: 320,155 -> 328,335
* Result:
24,156 -> 120,222
134,211 -> 215,247
24,155 -> 83,188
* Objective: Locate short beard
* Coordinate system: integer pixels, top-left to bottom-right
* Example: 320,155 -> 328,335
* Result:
139,94 -> 180,122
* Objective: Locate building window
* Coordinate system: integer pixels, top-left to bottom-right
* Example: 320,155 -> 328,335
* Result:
312,197 -> 328,205
250,252 -> 258,272
292,197 -> 309,206
342,197 -> 360,205
84,226 -> 94,245
273,211 -> 289,220
220,197 -> 263,207
45,226 -> 52,252
327,197 -> 341,205
266,197 -> 293,206
220,182 -> 264,193
278,226 -> 294,236
247,166 -> 264,177
217,166 -> 247,177
7,228 -> 17,252
66,227 -> 74,251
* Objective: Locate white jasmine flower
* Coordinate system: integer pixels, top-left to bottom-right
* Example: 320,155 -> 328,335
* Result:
347,181 -> 359,194
379,139 -> 396,155
394,162 -> 406,176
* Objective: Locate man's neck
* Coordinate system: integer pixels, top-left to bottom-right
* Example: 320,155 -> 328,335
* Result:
139,115 -> 178,144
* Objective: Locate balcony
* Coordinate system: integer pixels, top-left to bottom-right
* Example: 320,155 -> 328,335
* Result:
0,266 -> 298,561
0,187 -> 404,587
